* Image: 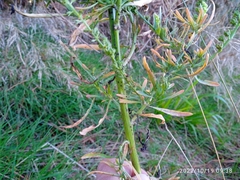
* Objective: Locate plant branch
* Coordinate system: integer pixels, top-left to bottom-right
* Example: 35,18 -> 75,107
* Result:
123,20 -> 138,66
108,1 -> 141,173
164,123 -> 200,180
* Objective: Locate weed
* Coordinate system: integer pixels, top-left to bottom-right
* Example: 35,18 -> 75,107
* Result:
1,0 -> 240,179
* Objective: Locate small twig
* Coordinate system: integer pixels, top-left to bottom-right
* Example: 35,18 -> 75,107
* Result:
164,123 -> 200,180
7,80 -> 29,91
212,58 -> 240,122
110,129 -> 124,153
153,138 -> 173,177
187,69 -> 226,180
50,0 -> 77,28
13,5 -> 63,18
41,142 -> 96,178
123,21 -> 138,67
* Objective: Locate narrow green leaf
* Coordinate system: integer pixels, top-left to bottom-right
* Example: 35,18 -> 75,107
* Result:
163,90 -> 184,100
195,76 -> 220,87
136,90 -> 152,98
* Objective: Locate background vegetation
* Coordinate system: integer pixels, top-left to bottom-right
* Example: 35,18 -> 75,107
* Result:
0,0 -> 239,179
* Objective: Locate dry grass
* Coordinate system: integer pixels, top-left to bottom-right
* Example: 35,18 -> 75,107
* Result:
206,0 -> 240,110
0,3 -> 78,89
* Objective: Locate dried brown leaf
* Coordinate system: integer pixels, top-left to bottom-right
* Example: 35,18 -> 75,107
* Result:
103,71 -> 115,78
175,10 -> 186,23
119,99 -> 140,104
195,76 -> 220,87
69,17 -> 97,46
186,8 -> 195,27
80,100 -> 111,135
198,0 -> 215,33
116,94 -> 127,99
140,113 -> 165,123
143,56 -> 156,87
187,53 -> 209,77
61,98 -> 95,128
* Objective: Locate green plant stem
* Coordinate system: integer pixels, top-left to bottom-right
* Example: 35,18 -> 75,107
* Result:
60,2 -> 141,169
108,3 -> 141,173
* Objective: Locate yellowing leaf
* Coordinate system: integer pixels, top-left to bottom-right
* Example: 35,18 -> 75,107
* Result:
168,175 -> 180,180
187,53 -> 209,77
138,30 -> 152,37
195,76 -> 220,87
151,48 -> 176,67
116,94 -> 127,98
175,10 -> 186,23
142,78 -> 148,90
202,39 -> 214,55
143,56 -> 156,87
155,44 -> 170,50
80,125 -> 95,136
186,8 -> 195,27
136,90 -> 152,98
163,90 -> 184,100
150,106 -> 193,117
120,141 -> 130,159
203,80 -> 220,87
103,71 -> 115,78
166,49 -> 176,66
199,14 -> 208,25
151,49 -> 168,64
119,99 -> 140,104
86,94 -> 99,98
81,152 -> 109,159
196,7 -> 203,24
198,0 -> 215,33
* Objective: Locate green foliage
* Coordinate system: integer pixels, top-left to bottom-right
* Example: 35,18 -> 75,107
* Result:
216,9 -> 240,52
0,76 -> 92,179
46,0 -> 235,176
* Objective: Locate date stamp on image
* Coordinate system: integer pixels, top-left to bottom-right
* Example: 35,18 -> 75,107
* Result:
179,168 -> 232,174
